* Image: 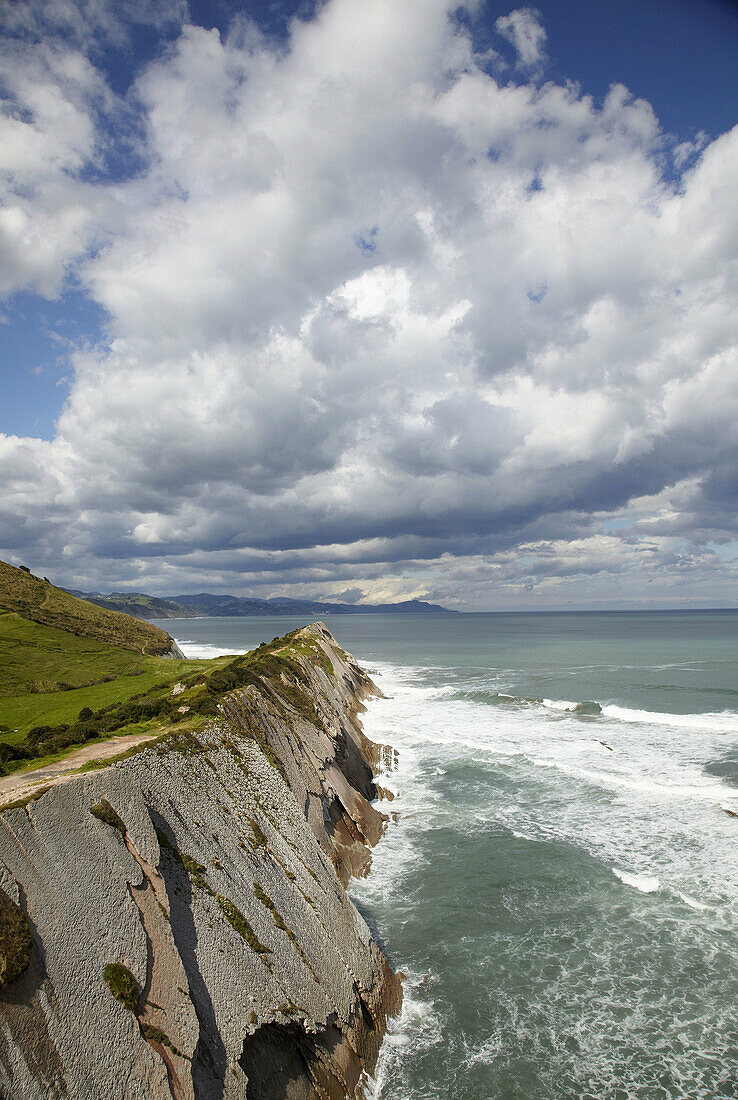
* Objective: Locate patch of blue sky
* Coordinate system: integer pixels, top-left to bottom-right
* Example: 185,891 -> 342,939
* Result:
710,540 -> 738,562
96,21 -> 183,97
0,290 -> 106,440
77,110 -> 150,186
356,227 -> 379,253
188,0 -> 323,47
603,518 -> 637,533
469,0 -> 737,139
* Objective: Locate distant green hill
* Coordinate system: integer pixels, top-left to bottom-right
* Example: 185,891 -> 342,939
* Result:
0,561 -> 178,656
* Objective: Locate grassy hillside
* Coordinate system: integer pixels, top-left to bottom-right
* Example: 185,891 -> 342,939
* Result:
70,591 -> 195,620
0,612 -> 230,772
0,622 -> 322,782
0,612 -> 145,698
0,563 -> 336,784
0,561 -> 176,656
0,611 -> 209,742
0,560 -> 234,776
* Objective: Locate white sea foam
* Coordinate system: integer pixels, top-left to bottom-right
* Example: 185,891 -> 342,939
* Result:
362,972 -> 442,1099
172,639 -> 244,659
360,658 -> 738,907
612,868 -> 661,893
536,696 -> 738,735
542,697 -> 579,711
462,1030 -> 504,1068
350,653 -> 738,1098
601,704 -> 738,733
675,890 -> 709,911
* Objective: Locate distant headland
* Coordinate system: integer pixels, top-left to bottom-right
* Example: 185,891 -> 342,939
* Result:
68,588 -> 456,621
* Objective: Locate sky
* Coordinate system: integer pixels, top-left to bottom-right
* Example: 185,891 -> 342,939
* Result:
0,0 -> 736,610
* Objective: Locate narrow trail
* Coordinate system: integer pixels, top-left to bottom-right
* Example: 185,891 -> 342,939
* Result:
0,732 -> 159,807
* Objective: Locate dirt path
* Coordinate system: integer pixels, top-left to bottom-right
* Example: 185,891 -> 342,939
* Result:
0,732 -> 159,808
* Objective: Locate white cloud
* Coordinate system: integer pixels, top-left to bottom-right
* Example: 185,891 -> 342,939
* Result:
0,0 -> 736,607
494,7 -> 547,71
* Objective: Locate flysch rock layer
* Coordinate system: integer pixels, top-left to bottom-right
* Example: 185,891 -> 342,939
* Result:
0,624 -> 401,1100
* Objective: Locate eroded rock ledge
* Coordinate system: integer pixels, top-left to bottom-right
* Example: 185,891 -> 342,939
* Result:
0,624 -> 401,1100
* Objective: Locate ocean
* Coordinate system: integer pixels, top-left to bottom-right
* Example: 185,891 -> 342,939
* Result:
158,611 -> 738,1099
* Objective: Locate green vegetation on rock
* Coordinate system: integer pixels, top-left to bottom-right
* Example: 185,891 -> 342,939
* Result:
254,882 -> 318,978
155,827 -> 212,892
90,799 -> 126,834
1,785 -> 52,812
249,818 -> 269,848
140,1022 -> 185,1058
103,962 -> 139,1010
0,887 -> 33,987
254,883 -> 291,934
216,895 -> 271,955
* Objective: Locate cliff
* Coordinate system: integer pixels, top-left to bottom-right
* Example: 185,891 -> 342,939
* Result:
0,625 -> 401,1099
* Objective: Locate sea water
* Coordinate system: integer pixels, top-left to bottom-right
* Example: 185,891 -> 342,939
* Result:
159,611 -> 738,1099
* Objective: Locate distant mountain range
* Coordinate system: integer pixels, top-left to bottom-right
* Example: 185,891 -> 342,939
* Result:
68,589 -> 455,621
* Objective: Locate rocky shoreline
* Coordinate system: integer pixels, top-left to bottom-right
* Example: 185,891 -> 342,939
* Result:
0,624 -> 401,1099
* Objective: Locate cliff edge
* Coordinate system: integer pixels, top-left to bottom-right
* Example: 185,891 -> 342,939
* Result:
0,624 -> 401,1099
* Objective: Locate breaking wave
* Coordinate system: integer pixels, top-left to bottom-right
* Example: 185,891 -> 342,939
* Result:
452,686 -> 738,732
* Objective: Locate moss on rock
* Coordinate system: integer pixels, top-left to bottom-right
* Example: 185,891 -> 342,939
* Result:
140,1022 -> 186,1058
103,962 -> 139,1011
216,895 -> 271,956
90,798 -> 126,834
0,887 -> 32,988
249,818 -> 268,849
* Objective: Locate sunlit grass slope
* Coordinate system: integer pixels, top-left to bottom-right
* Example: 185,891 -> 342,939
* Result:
0,612 -> 212,743
0,560 -> 232,773
0,560 -> 176,656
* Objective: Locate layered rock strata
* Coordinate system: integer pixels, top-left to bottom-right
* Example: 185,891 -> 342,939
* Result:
0,624 -> 401,1099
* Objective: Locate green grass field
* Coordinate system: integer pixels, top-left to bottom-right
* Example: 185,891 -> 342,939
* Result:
0,660 -> 223,743
0,603 -> 233,773
0,612 -> 146,696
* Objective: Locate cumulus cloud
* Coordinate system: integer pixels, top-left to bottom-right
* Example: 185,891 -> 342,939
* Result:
0,0 -> 736,607
494,7 -> 546,70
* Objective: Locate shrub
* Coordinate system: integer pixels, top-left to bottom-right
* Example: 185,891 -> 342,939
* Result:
27,726 -> 53,744
103,963 -> 139,1010
190,694 -> 219,716
206,670 -> 239,693
67,721 -> 100,743
0,889 -> 32,988
0,743 -> 27,763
